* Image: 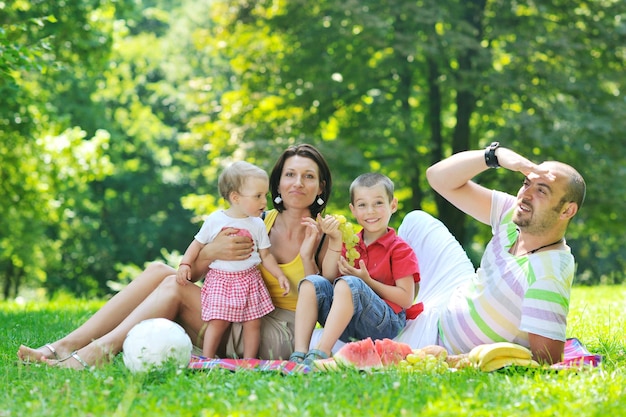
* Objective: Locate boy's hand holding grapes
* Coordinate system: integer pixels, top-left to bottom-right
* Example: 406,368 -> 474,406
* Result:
317,214 -> 362,281
317,214 -> 345,279
329,214 -> 360,267
317,214 -> 343,246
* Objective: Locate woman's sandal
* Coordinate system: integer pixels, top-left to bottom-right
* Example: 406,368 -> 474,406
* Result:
55,351 -> 92,371
44,344 -> 61,360
288,351 -> 306,364
70,351 -> 90,369
19,343 -> 62,364
304,349 -> 329,365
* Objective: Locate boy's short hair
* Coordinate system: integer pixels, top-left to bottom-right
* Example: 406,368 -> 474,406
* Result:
349,173 -> 394,203
218,161 -> 268,203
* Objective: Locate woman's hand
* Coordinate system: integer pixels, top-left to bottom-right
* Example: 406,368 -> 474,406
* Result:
198,227 -> 254,266
299,216 -> 323,274
299,216 -> 321,258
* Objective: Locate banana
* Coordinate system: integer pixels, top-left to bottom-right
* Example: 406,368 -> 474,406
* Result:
468,344 -> 491,365
480,356 -> 540,372
475,342 -> 532,367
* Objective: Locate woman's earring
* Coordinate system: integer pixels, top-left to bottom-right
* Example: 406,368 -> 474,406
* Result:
274,195 -> 282,204
316,196 -> 324,205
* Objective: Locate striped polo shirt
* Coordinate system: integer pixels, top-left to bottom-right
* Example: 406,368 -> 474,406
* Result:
439,191 -> 575,354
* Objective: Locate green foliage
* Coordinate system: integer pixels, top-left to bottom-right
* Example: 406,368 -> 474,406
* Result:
0,0 -> 118,297
0,0 -> 207,297
1,285 -> 625,416
196,0 -> 626,283
0,127 -> 115,296
1,0 -> 625,298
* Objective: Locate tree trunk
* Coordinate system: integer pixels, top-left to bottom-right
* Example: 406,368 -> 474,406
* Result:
431,0 -> 487,245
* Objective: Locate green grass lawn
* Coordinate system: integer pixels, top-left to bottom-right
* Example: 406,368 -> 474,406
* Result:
2,285 -> 625,417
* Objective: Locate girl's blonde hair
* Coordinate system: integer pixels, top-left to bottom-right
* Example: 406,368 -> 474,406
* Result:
218,161 -> 268,203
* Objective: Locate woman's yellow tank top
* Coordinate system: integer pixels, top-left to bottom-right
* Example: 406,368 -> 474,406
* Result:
258,210 -> 303,311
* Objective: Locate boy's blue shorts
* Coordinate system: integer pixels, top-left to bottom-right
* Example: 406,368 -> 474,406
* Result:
300,274 -> 406,343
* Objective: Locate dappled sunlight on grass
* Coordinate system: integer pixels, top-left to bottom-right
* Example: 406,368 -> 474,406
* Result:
2,293 -> 106,314
1,295 -> 106,368
568,285 -> 626,358
1,286 -> 625,416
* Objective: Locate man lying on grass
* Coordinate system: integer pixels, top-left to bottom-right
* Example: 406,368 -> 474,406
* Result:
394,143 -> 586,365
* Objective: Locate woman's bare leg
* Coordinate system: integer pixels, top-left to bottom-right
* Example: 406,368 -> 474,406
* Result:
17,262 -> 176,362
48,275 -> 205,369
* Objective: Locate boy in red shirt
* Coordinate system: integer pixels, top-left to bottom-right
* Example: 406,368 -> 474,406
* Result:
290,173 -> 421,364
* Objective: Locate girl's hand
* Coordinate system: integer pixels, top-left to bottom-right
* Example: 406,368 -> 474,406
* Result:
176,265 -> 191,286
277,275 -> 291,296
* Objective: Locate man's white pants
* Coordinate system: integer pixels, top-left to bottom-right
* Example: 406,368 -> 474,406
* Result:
310,210 -> 475,352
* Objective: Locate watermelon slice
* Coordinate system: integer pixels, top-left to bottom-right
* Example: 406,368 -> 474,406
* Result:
313,358 -> 339,371
374,338 -> 413,366
334,337 -> 383,370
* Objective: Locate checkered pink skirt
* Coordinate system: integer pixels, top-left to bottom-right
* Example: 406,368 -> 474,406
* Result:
200,266 -> 274,322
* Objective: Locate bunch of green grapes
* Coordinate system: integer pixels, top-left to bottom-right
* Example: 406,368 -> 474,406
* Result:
396,350 -> 449,374
331,214 -> 360,267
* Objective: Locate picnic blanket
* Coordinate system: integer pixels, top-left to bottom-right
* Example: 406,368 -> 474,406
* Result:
550,337 -> 603,370
187,337 -> 601,374
188,356 -> 313,374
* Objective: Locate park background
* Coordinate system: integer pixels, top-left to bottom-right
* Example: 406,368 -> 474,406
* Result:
2,0 -> 625,301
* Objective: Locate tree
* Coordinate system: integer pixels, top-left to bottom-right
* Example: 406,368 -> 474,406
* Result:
194,0 -> 626,281
0,0 -> 202,297
0,0 -> 118,297
2,0 -> 624,297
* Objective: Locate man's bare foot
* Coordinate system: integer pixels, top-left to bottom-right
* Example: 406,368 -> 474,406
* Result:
17,344 -> 70,363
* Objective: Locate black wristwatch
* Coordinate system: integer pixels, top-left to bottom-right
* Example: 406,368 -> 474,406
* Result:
484,142 -> 500,168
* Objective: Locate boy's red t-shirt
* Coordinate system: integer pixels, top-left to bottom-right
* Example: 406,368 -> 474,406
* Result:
353,227 -> 422,317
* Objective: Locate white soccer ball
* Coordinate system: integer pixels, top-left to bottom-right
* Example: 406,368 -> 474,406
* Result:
123,318 -> 193,373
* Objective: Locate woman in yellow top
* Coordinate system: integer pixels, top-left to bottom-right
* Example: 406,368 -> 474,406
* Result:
17,144 -> 333,368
